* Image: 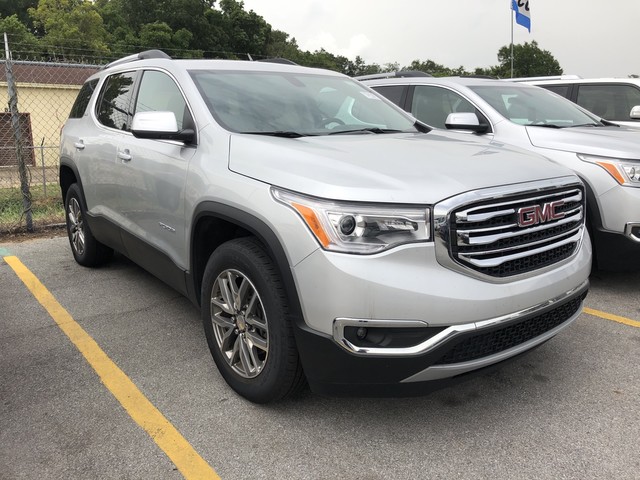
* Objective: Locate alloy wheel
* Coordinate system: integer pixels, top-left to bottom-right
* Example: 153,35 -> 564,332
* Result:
67,197 -> 85,256
210,269 -> 269,378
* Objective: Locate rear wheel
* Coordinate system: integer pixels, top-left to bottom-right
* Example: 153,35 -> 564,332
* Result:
202,238 -> 305,403
65,183 -> 113,267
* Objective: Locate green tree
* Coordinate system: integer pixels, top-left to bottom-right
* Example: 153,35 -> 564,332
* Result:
95,0 -> 217,56
137,21 -> 200,58
0,0 -> 39,33
297,48 -> 341,71
0,14 -> 40,57
403,59 -> 471,77
138,21 -> 174,50
494,40 -> 562,78
342,55 -> 380,77
29,0 -> 109,56
264,29 -> 300,61
219,0 -> 270,57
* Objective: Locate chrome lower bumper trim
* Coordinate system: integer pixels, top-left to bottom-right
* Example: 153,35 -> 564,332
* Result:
624,222 -> 640,242
401,303 -> 583,383
332,279 -> 589,357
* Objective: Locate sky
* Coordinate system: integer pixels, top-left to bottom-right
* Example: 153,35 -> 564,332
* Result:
241,0 -> 640,78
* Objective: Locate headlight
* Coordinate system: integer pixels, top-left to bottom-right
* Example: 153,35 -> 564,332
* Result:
272,187 -> 431,254
578,154 -> 640,186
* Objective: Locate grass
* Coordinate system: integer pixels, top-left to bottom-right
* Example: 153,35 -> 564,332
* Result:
0,184 -> 65,234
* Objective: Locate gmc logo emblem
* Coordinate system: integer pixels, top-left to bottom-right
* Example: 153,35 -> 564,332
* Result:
517,201 -> 565,227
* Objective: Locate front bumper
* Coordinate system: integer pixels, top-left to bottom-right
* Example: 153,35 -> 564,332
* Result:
591,224 -> 640,271
294,281 -> 588,396
290,232 -> 591,396
587,181 -> 640,270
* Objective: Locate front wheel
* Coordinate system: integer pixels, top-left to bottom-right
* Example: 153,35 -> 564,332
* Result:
201,238 -> 305,403
65,183 -> 113,267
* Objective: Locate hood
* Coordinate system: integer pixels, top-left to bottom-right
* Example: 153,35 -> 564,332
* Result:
229,131 -> 576,204
526,125 -> 640,159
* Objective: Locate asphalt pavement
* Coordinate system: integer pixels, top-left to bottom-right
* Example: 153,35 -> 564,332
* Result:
1,234 -> 638,480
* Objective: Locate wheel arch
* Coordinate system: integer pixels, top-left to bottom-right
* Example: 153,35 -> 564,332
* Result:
189,202 -> 304,322
59,160 -> 82,204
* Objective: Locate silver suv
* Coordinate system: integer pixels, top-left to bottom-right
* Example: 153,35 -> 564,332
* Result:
60,51 -> 591,403
363,75 -> 640,270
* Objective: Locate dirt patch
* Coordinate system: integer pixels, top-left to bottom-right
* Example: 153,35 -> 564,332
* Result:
0,223 -> 66,243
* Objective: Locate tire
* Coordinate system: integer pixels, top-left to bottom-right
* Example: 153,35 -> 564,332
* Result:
201,237 -> 305,403
64,183 -> 113,267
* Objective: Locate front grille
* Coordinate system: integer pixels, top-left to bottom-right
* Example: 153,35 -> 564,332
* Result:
434,292 -> 586,365
448,185 -> 584,277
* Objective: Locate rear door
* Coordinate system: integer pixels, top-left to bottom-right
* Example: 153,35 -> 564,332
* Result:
574,83 -> 640,127
78,71 -> 138,234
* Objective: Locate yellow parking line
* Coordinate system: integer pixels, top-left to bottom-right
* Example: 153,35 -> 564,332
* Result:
3,256 -> 220,480
583,307 -> 640,328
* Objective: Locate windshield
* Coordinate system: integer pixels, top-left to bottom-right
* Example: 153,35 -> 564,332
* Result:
189,70 -> 417,135
469,85 -> 602,128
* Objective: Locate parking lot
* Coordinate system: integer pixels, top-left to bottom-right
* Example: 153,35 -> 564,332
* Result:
1,233 -> 638,479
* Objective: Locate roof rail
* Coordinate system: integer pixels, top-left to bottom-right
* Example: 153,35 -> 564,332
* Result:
256,57 -> 298,65
355,70 -> 432,80
458,74 -> 497,80
509,74 -> 582,82
103,50 -> 172,69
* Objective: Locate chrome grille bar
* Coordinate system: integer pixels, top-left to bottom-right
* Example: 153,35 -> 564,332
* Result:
434,178 -> 586,281
457,208 -> 583,246
455,189 -> 583,224
459,229 -> 583,268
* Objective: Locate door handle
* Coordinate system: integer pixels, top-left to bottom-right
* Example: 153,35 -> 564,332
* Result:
118,149 -> 132,162
74,141 -> 85,150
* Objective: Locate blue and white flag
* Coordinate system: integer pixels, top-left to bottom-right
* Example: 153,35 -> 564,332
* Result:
512,0 -> 531,32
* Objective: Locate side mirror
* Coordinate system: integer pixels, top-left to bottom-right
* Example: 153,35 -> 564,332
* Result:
131,111 -> 195,144
630,105 -> 640,120
444,112 -> 490,134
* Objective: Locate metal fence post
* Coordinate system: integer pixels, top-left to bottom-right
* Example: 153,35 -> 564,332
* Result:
4,32 -> 33,231
40,137 -> 46,195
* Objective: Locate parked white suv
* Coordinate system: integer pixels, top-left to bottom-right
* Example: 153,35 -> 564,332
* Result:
363,75 -> 640,270
60,51 -> 591,403
517,76 -> 640,129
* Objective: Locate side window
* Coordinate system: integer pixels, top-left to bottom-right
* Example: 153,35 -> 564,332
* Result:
411,86 -> 476,129
576,84 -> 640,121
134,70 -> 189,129
69,79 -> 98,118
96,72 -> 137,130
371,85 -> 407,110
541,84 -> 570,98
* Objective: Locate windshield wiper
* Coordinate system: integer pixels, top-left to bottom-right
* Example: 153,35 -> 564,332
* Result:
600,119 -> 619,127
563,123 -> 603,128
328,127 -> 404,135
528,122 -> 605,129
242,131 -> 311,138
414,121 -> 431,133
527,124 -> 563,129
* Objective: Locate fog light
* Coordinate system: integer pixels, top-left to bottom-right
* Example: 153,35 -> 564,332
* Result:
356,327 -> 368,339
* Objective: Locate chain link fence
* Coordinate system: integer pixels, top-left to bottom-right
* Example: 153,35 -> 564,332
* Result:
1,35 -> 103,231
1,59 -> 100,190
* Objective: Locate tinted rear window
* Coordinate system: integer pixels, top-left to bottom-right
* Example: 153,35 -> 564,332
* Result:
576,84 -> 640,121
372,85 -> 407,109
541,85 -> 570,98
96,71 -> 137,130
69,79 -> 98,118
